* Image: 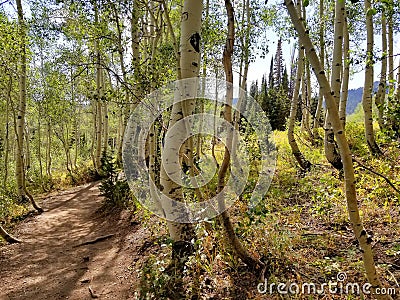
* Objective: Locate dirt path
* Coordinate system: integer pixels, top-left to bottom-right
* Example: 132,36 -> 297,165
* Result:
0,182 -> 152,300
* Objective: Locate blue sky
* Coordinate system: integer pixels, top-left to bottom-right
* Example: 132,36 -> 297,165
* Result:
245,29 -> 400,91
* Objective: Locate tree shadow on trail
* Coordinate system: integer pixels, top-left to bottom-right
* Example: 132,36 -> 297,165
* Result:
0,182 -> 139,300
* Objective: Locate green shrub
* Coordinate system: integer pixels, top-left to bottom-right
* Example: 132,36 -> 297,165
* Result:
99,152 -> 135,209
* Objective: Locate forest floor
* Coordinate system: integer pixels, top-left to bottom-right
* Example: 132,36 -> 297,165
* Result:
0,181 -> 157,300
1,128 -> 400,300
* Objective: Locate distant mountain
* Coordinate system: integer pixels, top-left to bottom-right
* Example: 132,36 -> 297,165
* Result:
346,81 -> 379,115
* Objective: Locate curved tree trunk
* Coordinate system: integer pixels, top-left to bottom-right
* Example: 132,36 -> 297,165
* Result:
0,225 -> 21,244
16,0 -> 43,213
218,0 -> 265,273
284,1 -> 391,298
363,0 -> 382,155
287,41 -> 312,171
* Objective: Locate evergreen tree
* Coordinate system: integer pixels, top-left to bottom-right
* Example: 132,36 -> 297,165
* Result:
268,57 -> 274,88
273,38 -> 284,86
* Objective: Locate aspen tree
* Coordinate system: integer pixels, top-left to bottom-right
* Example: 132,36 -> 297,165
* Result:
284,1 -> 392,298
312,0 -> 325,140
159,0 -> 203,259
287,0 -> 312,171
114,1 -> 130,165
94,0 -> 103,172
363,0 -> 382,155
324,0 -> 344,171
15,0 -> 43,213
218,0 -> 265,273
375,12 -> 387,130
387,0 -> 394,92
339,10 -> 350,128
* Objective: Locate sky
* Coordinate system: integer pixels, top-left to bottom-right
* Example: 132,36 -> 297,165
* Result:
245,29 -> 400,91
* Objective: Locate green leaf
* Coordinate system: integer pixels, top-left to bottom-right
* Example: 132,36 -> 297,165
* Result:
303,0 -> 309,7
367,8 -> 377,16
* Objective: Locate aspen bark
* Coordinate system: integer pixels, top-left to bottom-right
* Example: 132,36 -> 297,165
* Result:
37,106 -> 44,185
159,0 -> 203,258
339,11 -> 350,128
3,75 -> 12,187
324,0 -> 344,171
288,42 -> 312,171
396,60 -> 400,103
363,0 -> 382,155
46,121 -> 52,178
240,0 -> 251,91
387,10 -> 394,93
15,0 -> 42,213
284,1 -> 391,298
300,7 -> 312,137
102,77 -> 108,155
375,13 -> 387,130
302,59 -> 313,138
94,1 -> 103,172
312,0 -> 325,139
218,0 -> 265,273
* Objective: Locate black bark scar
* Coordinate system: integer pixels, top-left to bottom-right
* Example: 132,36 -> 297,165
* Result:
189,32 -> 201,53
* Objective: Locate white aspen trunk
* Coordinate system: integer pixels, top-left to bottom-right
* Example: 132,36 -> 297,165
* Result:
396,60 -> 400,102
37,107 -> 44,185
114,3 -> 133,164
288,44 -> 312,171
339,11 -> 350,128
375,13 -> 387,130
387,12 -> 394,93
299,6 -> 312,137
95,67 -> 103,171
363,0 -> 382,155
25,125 -> 31,173
46,121 -> 52,178
300,67 -> 306,131
3,75 -> 12,187
117,0 -> 141,165
15,0 -> 42,213
94,1 -> 103,172
159,0 -> 203,258
324,0 -> 344,171
241,0 -> 250,91
74,106 -> 80,170
304,60 -> 313,138
91,101 -> 97,169
312,0 -> 325,139
102,73 -> 108,155
284,2 -> 392,298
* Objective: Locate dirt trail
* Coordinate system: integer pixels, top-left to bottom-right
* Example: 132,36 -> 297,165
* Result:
0,182 -> 151,300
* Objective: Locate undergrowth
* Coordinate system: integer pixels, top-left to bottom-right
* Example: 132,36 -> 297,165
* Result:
98,151 -> 135,210
133,120 -> 400,299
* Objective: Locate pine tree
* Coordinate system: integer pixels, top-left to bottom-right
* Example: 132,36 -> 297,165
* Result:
273,38 -> 284,86
268,57 -> 274,88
